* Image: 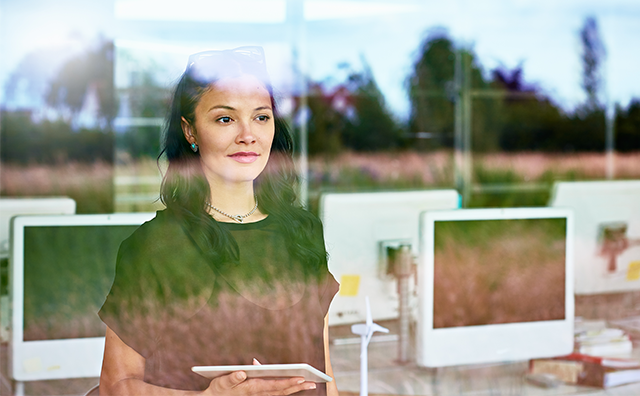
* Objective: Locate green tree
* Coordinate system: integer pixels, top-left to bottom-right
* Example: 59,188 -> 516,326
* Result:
46,39 -> 118,130
116,70 -> 171,158
342,64 -> 403,151
406,33 -> 495,151
496,16 -> 610,153
406,34 -> 456,149
1,110 -> 113,164
615,100 -> 640,151
305,62 -> 403,154
127,70 -> 170,118
557,16 -> 608,152
1,39 -> 117,164
306,81 -> 349,155
579,16 -> 605,112
490,66 -> 564,151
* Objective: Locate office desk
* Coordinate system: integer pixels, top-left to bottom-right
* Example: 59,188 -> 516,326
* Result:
3,321 -> 640,395
330,332 -> 640,396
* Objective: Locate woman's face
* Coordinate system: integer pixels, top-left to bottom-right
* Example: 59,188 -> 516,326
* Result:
183,75 -> 275,188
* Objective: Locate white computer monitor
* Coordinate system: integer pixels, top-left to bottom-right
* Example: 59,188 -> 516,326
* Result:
417,208 -> 574,367
320,190 -> 459,325
0,198 -> 76,257
549,180 -> 640,294
0,198 -> 76,342
9,213 -> 155,382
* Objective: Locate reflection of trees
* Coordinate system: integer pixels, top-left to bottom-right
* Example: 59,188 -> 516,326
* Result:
492,65 -> 565,151
1,38 -> 117,165
117,70 -> 171,159
126,70 -> 169,119
3,19 -> 639,167
46,40 -> 118,130
306,62 -> 402,155
342,64 -> 403,151
616,100 -> 640,152
405,33 -> 512,152
403,21 -> 640,153
406,34 -> 458,150
580,16 -> 605,113
0,110 -> 113,164
306,81 -> 349,155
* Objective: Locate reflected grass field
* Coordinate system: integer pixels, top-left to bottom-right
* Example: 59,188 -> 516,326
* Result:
0,161 -> 114,213
1,152 -> 639,215
309,151 -> 640,193
433,218 -> 567,328
308,151 -> 640,212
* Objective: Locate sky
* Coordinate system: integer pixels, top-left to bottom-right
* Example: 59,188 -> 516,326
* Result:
1,0 -> 639,121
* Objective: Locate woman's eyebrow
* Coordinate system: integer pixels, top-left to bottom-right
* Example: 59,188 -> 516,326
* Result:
207,105 -> 272,112
208,104 -> 235,112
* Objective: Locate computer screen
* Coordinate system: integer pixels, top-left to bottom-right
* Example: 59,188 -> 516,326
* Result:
433,218 -> 566,329
417,208 -> 574,368
22,224 -> 140,341
0,198 -> 76,342
10,213 -> 155,381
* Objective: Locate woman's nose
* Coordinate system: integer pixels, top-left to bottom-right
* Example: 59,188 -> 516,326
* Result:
235,121 -> 256,144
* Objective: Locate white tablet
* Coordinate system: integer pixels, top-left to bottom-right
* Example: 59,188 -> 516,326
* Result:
192,364 -> 333,383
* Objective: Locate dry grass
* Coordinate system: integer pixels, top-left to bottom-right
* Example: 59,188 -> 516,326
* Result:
433,219 -> 566,328
1,151 -> 639,215
476,151 -> 640,181
309,151 -> 454,187
113,157 -> 165,212
310,151 -> 640,186
306,150 -> 640,211
0,161 -> 114,213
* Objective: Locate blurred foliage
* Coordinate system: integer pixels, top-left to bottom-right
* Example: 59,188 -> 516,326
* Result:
580,16 -> 606,112
115,70 -> 170,159
406,34 -> 497,151
1,38 -> 117,165
117,125 -> 162,159
1,110 -> 113,164
406,35 -> 457,148
306,82 -> 349,155
126,70 -> 171,119
305,62 -> 404,155
343,65 -> 404,151
402,25 -> 639,154
0,162 -> 114,213
46,40 -> 118,130
616,100 -> 640,152
2,17 -> 639,167
297,20 -> 635,156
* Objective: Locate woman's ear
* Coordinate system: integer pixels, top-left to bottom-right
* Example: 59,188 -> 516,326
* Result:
181,116 -> 197,145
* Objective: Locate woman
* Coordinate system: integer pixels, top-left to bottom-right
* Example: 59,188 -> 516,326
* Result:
99,47 -> 339,396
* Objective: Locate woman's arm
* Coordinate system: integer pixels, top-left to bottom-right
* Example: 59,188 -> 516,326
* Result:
100,326 -> 315,396
323,315 -> 339,396
100,326 -> 194,395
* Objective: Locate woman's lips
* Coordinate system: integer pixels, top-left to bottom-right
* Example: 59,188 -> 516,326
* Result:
228,152 -> 259,163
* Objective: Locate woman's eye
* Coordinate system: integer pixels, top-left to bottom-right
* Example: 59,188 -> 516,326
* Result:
256,115 -> 270,122
217,116 -> 232,124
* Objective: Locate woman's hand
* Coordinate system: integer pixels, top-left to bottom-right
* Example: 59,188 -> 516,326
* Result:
203,371 -> 316,396
101,327 -> 317,396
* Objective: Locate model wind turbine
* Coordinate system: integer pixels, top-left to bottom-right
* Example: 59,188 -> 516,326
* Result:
351,296 -> 389,396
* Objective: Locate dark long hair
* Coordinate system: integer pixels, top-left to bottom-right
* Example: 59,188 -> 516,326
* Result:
159,53 -> 325,272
